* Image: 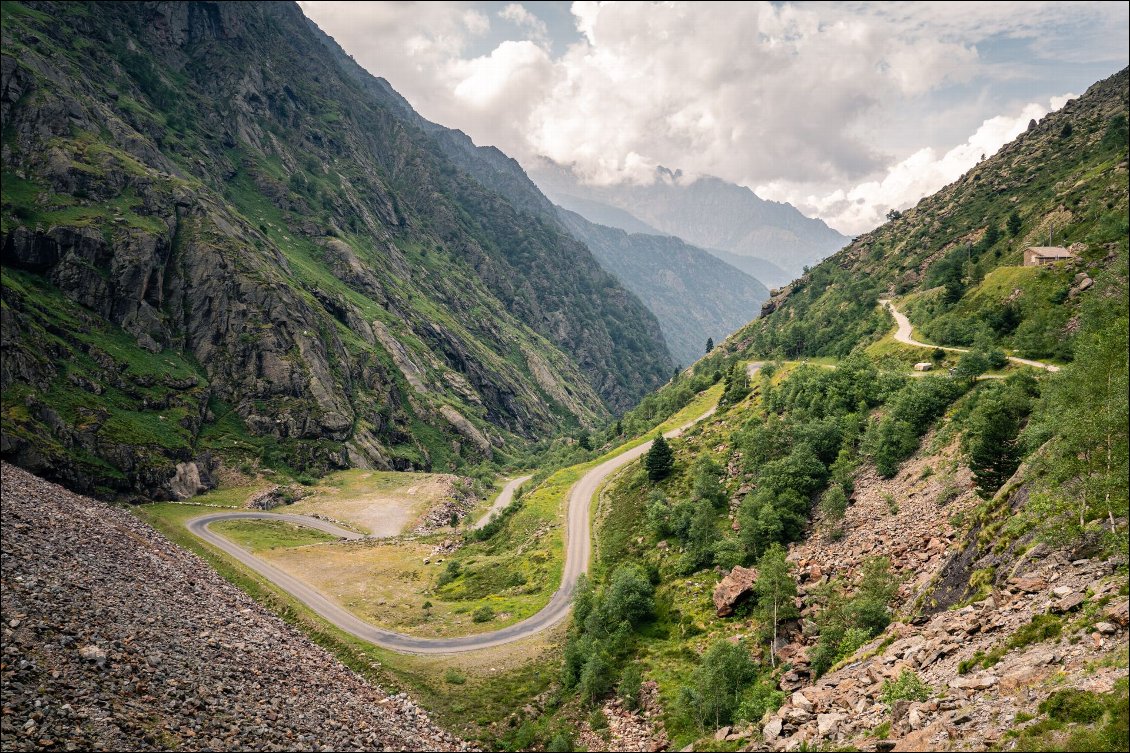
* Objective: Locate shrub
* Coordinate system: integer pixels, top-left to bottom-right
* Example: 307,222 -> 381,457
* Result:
444,668 -> 466,685
1040,689 -> 1105,724
1008,614 -> 1062,650
472,605 -> 495,623
881,669 -> 931,705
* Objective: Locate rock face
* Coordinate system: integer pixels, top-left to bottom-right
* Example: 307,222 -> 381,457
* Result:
0,463 -> 470,751
713,565 -> 758,616
0,1 -> 673,498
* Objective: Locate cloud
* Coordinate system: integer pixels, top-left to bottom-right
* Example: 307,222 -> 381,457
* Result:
499,3 -> 548,45
299,1 -> 1127,233
758,96 -> 1070,234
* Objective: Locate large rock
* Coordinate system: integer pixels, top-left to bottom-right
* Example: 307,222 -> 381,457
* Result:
713,565 -> 758,616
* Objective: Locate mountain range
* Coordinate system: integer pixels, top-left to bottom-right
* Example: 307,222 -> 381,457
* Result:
528,160 -> 850,287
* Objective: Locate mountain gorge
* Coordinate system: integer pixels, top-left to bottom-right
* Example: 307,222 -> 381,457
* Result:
556,209 -> 768,367
529,161 -> 849,287
0,0 -> 673,498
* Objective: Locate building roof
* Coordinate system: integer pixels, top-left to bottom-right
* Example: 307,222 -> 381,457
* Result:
1025,246 -> 1074,258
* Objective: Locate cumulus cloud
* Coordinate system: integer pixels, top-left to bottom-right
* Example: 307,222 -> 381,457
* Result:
757,97 -> 1070,234
299,1 -> 1127,233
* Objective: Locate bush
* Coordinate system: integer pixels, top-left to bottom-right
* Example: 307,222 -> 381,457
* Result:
1008,614 -> 1062,650
472,605 -> 495,623
444,668 -> 466,685
1040,689 -> 1105,724
881,669 -> 931,705
547,730 -> 575,752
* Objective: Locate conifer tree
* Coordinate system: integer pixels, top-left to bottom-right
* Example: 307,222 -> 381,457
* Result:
645,434 -> 674,482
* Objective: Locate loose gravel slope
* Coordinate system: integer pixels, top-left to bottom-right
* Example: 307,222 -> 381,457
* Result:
0,463 -> 468,752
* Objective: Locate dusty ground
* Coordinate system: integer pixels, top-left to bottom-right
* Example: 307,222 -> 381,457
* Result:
284,470 -> 458,536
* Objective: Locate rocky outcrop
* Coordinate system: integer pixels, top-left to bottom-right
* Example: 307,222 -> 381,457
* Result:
0,463 -> 470,751
748,553 -> 1126,752
714,565 -> 759,617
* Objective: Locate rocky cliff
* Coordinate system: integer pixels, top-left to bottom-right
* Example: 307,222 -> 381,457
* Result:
0,1 -> 673,498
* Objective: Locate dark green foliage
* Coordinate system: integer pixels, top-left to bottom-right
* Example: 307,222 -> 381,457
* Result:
645,434 -> 675,482
471,606 -> 495,623
962,375 -> 1037,497
691,456 -> 726,508
819,484 -> 849,527
562,566 -> 655,706
1041,689 -> 1106,724
1101,114 -> 1128,152
706,337 -> 715,353
863,376 -> 967,477
754,544 -> 798,665
1008,210 -> 1023,236
547,730 -> 575,752
618,665 -> 643,712
677,640 -> 759,731
720,362 -> 751,409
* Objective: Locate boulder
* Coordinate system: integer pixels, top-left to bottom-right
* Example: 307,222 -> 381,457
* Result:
762,717 -> 783,743
816,713 -> 844,737
713,565 -> 758,617
1050,593 -> 1085,614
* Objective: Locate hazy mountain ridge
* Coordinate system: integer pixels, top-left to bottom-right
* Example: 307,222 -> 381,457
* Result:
556,208 -> 768,366
529,160 -> 849,287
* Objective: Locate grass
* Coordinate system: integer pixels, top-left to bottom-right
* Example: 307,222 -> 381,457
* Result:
1006,678 -> 1129,752
210,519 -> 338,553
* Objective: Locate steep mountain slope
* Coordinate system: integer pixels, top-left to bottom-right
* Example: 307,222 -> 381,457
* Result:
498,69 -> 1127,753
529,161 -> 848,286
310,30 -> 765,370
0,1 -> 672,498
735,67 -> 1129,364
557,208 -> 768,366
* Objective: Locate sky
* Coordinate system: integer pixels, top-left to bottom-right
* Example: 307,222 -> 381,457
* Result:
299,1 -> 1129,235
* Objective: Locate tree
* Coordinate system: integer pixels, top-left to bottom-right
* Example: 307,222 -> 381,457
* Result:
679,640 -> 758,731
755,543 -> 798,667
706,337 -> 715,354
645,434 -> 674,482
886,208 -> 902,221
1029,315 -> 1128,536
720,362 -> 750,408
596,564 -> 655,629
692,456 -> 726,508
819,484 -> 848,529
1007,210 -> 1023,237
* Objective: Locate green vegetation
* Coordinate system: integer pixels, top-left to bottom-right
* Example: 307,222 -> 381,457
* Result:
808,558 -> 899,677
645,435 -> 675,482
209,519 -> 337,553
754,544 -> 798,666
880,669 -> 932,705
1007,679 -> 1129,752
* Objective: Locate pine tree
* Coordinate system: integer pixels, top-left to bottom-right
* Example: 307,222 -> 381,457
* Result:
705,337 -> 714,354
1007,210 -> 1022,237
645,434 -> 674,482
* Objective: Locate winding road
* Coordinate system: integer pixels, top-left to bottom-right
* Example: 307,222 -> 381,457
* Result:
880,299 -> 1060,372
183,379 -> 738,654
472,474 -> 533,530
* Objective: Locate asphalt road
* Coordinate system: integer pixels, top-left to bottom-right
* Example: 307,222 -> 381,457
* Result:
472,474 -> 534,530
184,393 -> 726,654
880,299 -> 1060,372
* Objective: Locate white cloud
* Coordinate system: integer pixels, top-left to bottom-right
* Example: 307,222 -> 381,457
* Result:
499,3 -> 548,45
299,1 -> 1127,233
758,96 -> 1070,234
